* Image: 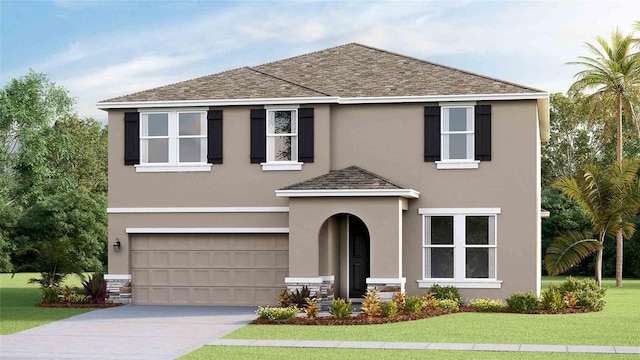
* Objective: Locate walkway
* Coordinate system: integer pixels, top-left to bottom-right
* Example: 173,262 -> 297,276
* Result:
210,339 -> 640,354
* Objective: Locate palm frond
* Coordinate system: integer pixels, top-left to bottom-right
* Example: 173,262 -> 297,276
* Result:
545,231 -> 602,276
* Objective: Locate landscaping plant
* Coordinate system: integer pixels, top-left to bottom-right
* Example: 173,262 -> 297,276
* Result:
278,288 -> 293,308
256,306 -> 299,320
360,289 -> 381,318
329,298 -> 354,319
303,298 -> 319,319
392,291 -> 406,311
291,286 -> 314,309
403,295 -> 425,314
505,291 -> 539,312
380,301 -> 398,318
422,292 -> 437,309
468,298 -> 506,312
41,287 -> 60,304
435,299 -> 459,310
429,284 -> 461,305
82,273 -> 109,304
540,285 -> 566,311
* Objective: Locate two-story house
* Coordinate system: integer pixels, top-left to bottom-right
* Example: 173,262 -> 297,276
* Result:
99,43 -> 549,306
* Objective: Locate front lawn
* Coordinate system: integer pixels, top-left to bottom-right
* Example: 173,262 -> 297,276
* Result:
0,273 -> 94,334
225,278 -> 640,346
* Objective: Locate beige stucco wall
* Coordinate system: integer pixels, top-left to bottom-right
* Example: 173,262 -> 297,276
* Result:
108,100 -> 541,300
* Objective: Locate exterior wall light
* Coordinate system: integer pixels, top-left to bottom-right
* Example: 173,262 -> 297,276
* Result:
113,238 -> 121,252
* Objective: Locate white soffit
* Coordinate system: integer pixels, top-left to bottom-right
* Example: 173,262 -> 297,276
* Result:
275,189 -> 420,199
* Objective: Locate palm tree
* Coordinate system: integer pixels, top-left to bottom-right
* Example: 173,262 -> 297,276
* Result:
567,28 -> 640,286
546,160 -> 640,286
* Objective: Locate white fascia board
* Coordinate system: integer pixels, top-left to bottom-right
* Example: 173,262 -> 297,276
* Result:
275,189 -> 420,199
97,97 -> 339,110
338,92 -> 549,104
419,208 -> 502,215
107,207 -> 289,213
126,227 -> 289,234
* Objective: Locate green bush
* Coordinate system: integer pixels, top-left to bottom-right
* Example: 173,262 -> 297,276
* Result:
256,306 -> 299,320
468,298 -> 505,311
329,298 -> 354,319
278,288 -> 293,308
380,301 -> 399,317
435,299 -> 460,310
558,277 -> 606,311
41,287 -> 60,303
540,285 -> 566,311
505,291 -> 539,312
403,295 -> 425,314
429,284 -> 461,304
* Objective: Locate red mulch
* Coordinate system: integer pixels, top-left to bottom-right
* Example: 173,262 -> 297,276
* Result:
251,306 -> 595,326
35,302 -> 124,308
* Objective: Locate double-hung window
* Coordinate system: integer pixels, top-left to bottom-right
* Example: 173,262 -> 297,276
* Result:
439,106 -> 478,169
137,110 -> 210,172
262,108 -> 301,170
418,208 -> 502,288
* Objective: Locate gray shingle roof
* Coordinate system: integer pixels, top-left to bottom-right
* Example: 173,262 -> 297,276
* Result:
101,43 -> 544,103
279,166 -> 405,190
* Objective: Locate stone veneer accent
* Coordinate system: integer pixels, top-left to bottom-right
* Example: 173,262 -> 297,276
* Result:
285,276 -> 335,309
105,274 -> 132,304
366,277 -> 406,302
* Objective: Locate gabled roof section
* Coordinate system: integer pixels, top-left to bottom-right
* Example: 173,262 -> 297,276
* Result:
99,43 -> 545,105
276,166 -> 420,199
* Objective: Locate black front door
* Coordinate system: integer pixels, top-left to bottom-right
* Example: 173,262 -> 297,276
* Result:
349,215 -> 370,298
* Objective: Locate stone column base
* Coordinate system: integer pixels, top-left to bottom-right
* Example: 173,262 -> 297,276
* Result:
285,276 -> 335,310
105,274 -> 132,304
366,277 -> 406,302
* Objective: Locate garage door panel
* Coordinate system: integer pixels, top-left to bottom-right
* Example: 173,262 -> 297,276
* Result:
131,234 -> 288,306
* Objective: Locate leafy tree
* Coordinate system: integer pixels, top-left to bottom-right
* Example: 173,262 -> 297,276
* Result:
567,28 -> 640,286
541,93 -> 600,186
12,187 -> 107,277
0,70 -> 75,208
546,160 -> 640,286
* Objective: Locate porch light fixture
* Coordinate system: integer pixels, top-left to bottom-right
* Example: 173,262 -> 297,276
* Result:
113,238 -> 121,252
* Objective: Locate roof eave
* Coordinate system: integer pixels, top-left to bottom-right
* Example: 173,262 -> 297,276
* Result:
275,189 -> 420,199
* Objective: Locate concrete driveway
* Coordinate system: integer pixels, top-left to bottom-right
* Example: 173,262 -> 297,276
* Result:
0,305 -> 257,360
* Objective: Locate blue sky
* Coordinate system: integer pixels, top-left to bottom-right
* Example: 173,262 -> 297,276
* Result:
1,0 -> 638,123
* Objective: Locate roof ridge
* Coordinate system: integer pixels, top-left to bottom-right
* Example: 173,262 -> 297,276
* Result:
247,67 -> 332,97
352,43 -> 546,94
345,165 -> 404,188
252,42 -> 358,71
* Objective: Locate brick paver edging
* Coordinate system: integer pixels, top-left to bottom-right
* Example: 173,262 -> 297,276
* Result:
210,339 -> 640,354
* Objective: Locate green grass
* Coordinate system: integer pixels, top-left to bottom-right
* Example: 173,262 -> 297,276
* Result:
225,278 -> 640,346
179,347 -> 639,360
0,273 -> 94,334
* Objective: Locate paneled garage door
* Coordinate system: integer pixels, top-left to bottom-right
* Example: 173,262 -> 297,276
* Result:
130,233 -> 288,306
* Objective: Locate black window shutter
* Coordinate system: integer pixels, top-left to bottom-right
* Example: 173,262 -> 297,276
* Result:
124,112 -> 140,165
475,105 -> 492,161
207,110 -> 223,164
250,109 -> 266,163
424,106 -> 441,162
298,108 -> 314,163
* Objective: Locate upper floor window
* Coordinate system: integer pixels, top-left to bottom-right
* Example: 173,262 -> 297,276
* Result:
441,106 -> 474,161
137,110 -> 210,172
267,109 -> 298,163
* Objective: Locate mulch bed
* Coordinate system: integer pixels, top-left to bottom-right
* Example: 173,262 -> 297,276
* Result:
252,306 -> 594,326
35,302 -> 125,308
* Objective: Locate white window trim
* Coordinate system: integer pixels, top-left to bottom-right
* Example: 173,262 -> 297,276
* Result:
138,109 -> 209,173
438,105 -> 477,170
419,207 -> 502,289
262,107 -> 302,171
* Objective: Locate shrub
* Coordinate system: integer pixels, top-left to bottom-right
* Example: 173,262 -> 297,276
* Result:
435,299 -> 459,310
540,285 -> 566,311
564,292 -> 578,309
381,301 -> 398,318
403,295 -> 425,314
429,284 -> 461,305
41,287 -> 60,304
505,291 -> 539,312
360,289 -> 381,318
278,288 -> 293,308
329,298 -> 354,319
303,298 -> 319,319
256,306 -> 299,320
422,292 -> 437,309
60,285 -> 87,304
558,277 -> 606,311
291,286 -> 315,309
82,273 -> 109,304
468,298 -> 505,311
28,272 -> 68,289
393,291 -> 406,311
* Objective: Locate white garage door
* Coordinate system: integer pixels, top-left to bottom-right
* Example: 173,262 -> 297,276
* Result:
131,233 -> 288,306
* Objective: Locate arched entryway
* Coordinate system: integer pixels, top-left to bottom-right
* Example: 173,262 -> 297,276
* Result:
318,213 -> 370,299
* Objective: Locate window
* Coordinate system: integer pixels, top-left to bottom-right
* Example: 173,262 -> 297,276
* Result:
418,208 -> 502,288
437,106 -> 478,169
262,108 -> 302,171
137,110 -> 210,172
